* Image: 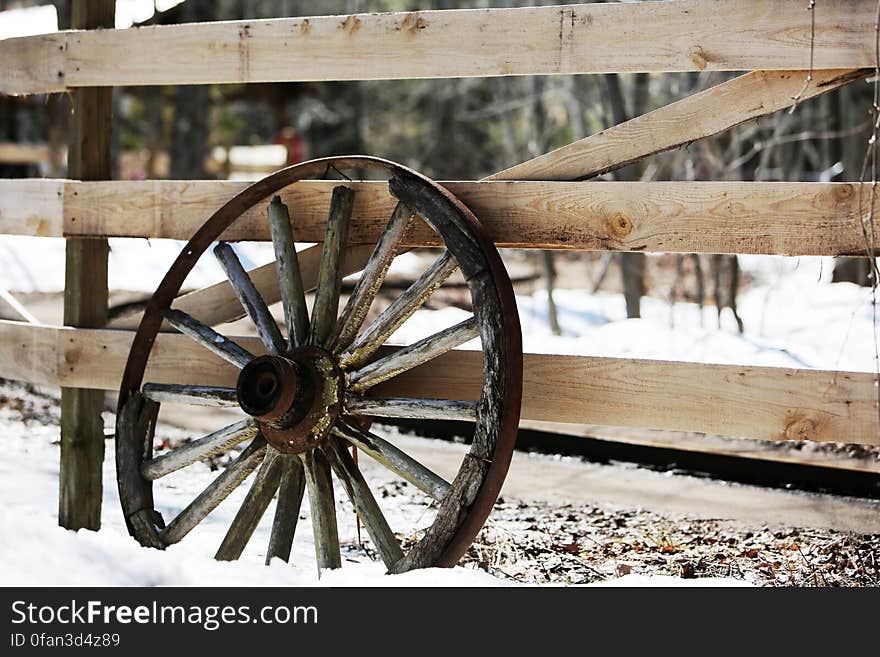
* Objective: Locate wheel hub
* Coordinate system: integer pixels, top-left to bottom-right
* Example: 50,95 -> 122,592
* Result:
235,347 -> 343,454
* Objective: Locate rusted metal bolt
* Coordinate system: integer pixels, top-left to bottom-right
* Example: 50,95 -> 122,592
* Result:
236,355 -> 299,420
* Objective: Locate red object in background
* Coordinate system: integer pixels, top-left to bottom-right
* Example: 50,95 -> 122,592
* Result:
273,127 -> 306,166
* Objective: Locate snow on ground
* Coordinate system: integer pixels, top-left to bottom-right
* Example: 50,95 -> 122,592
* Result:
0,238 -> 871,586
0,399 -> 502,587
0,237 -> 280,295
591,575 -> 752,587
3,234 -> 874,375
0,382 -> 753,587
0,238 -> 428,297
389,253 -> 877,374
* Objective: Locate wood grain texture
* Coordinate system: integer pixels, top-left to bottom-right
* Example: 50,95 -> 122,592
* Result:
215,450 -> 282,561
0,179 -> 64,237
520,420 -> 880,475
0,142 -> 51,165
116,392 -> 162,548
0,288 -> 38,323
177,244 -> 373,329
374,349 -> 880,447
331,201 -> 414,352
487,69 -> 870,182
106,243 -> 375,331
348,316 -> 479,392
340,251 -> 458,369
3,321 -> 877,446
267,196 -> 309,348
214,242 -> 286,353
159,437 -> 267,546
324,439 -> 403,569
302,448 -> 341,570
141,419 -> 259,481
141,383 -> 238,406
62,60 -> 862,344
333,422 -> 450,501
59,0 -> 115,533
6,179 -> 877,257
164,308 -> 254,367
59,217 -> 108,532
0,32 -> 66,94
309,186 -> 354,346
265,454 -> 306,564
0,320 -> 57,385
345,395 -> 478,421
2,1 -> 873,93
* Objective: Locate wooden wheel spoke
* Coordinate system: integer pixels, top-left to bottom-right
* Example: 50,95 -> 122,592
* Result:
214,242 -> 286,354
165,308 -> 254,367
309,186 -> 355,347
340,250 -> 458,370
115,157 -> 522,574
324,439 -> 404,569
349,316 -> 478,392
333,422 -> 450,502
159,437 -> 267,546
142,383 -> 238,407
330,202 -> 415,352
141,418 -> 259,481
137,243 -> 376,331
345,395 -> 477,422
215,450 -> 283,561
302,448 -> 341,570
265,454 -> 307,564
267,196 -> 310,349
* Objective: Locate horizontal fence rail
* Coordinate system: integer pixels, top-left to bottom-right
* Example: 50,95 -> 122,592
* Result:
0,0 -> 874,94
1,179 -> 877,257
0,320 -> 876,446
0,142 -> 52,164
521,420 -> 880,474
486,68 -> 869,182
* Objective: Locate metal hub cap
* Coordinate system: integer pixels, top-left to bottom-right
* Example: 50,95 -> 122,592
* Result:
236,348 -> 343,454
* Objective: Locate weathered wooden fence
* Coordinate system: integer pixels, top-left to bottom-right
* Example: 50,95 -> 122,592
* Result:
1,0 -> 878,526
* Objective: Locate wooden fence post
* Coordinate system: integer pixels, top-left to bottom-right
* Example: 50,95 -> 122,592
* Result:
59,0 -> 115,531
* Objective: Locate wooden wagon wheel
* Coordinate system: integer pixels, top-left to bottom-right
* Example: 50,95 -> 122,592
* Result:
115,156 -> 522,572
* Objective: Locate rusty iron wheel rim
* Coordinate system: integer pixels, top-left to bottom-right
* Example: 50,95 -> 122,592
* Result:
115,155 -> 522,571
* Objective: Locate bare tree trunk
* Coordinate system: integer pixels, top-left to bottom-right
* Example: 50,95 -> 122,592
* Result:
591,253 -> 614,293
832,258 -> 872,285
542,251 -> 561,335
604,73 -> 646,318
723,124 -> 746,334
145,87 -> 164,178
529,75 -> 562,334
711,254 -> 723,329
669,254 -> 684,327
47,0 -> 71,177
833,84 -> 874,285
169,0 -> 214,179
46,95 -> 67,177
110,89 -> 122,180
710,253 -> 744,332
728,255 -> 744,333
692,253 -> 705,327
